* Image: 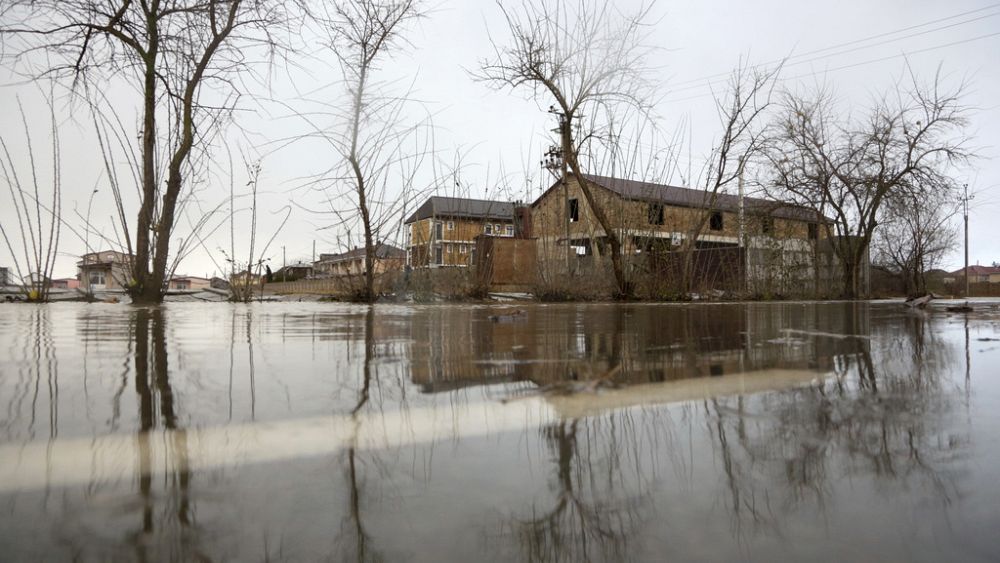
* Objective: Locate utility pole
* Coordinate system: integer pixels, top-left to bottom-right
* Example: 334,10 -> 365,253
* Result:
542,106 -> 570,270
737,157 -> 746,295
961,183 -> 974,297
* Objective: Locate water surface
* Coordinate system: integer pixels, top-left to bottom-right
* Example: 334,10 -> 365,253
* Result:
1,301 -> 999,561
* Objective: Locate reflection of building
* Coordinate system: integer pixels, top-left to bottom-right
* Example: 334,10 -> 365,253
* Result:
405,304 -> 866,395
314,243 -> 405,277
168,276 -> 211,291
77,250 -> 132,291
0,266 -> 11,286
405,196 -> 516,268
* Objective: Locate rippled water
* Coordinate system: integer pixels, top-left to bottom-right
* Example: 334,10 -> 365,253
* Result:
1,301 -> 999,561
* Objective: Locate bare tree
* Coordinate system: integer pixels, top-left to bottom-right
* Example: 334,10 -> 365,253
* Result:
296,0 -> 426,302
673,62 -> 780,295
873,190 -> 958,297
0,97 -> 62,302
476,0 -> 657,298
1,0 -> 305,303
764,68 -> 972,298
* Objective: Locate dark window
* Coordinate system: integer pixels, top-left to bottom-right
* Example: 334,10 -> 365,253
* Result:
434,246 -> 443,265
709,211 -> 723,231
434,222 -> 443,240
808,223 -> 818,240
761,216 -> 774,235
568,198 -> 579,222
648,203 -> 664,225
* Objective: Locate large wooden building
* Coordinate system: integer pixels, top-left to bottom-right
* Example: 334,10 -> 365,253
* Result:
529,174 -> 829,294
404,196 -> 517,268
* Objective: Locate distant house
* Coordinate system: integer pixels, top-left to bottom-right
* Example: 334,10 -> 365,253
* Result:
77,250 -> 132,291
272,262 -> 314,282
404,196 -> 517,268
948,265 -> 1000,283
0,266 -> 10,286
314,243 -> 406,277
50,278 -> 81,290
168,275 -> 211,291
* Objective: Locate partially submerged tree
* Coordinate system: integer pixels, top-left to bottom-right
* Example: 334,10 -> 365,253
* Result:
304,0 -> 425,302
872,190 -> 958,297
0,98 -> 62,302
673,62 -> 780,295
764,68 -> 972,298
1,0 -> 305,303
477,0 -> 657,298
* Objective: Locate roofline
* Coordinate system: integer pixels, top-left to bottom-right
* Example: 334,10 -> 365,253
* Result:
530,174 -> 830,223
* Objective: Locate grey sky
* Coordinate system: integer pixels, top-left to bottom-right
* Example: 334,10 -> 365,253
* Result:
2,0 -> 998,279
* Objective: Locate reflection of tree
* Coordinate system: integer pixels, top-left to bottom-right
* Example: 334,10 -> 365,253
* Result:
337,306 -> 383,563
503,418 -> 645,563
703,304 -> 965,537
130,308 -> 194,558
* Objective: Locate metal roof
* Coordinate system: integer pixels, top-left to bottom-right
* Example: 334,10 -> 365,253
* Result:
536,174 -> 822,223
404,196 -> 516,224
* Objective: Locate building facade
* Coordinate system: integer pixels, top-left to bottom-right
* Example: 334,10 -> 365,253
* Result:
314,244 -> 406,277
405,196 -> 517,268
77,250 -> 132,292
530,174 -> 827,294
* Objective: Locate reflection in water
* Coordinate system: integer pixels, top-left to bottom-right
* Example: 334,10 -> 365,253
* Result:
132,308 -> 194,559
0,302 -> 998,561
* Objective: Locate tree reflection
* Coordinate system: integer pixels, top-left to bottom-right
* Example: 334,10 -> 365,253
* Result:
499,415 -> 647,562
703,303 -> 965,538
130,308 -> 195,559
337,306 -> 383,563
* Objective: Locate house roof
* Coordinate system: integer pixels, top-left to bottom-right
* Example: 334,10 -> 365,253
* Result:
404,196 -> 515,224
951,265 -> 1000,276
316,243 -> 405,263
534,174 -> 823,223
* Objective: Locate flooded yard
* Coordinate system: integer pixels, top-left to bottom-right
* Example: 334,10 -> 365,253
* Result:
2,301 -> 999,561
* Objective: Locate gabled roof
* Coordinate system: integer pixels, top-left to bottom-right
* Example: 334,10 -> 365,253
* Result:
316,243 -> 406,263
950,265 -> 1000,276
533,174 -> 823,223
404,196 -> 515,224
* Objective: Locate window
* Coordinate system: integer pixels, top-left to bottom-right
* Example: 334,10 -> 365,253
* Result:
447,221 -> 455,231
435,247 -> 443,265
761,216 -> 774,235
808,223 -> 818,240
505,225 -> 514,236
568,198 -> 579,222
648,203 -> 664,225
709,211 -> 723,231
446,244 -> 453,253
494,224 -> 501,233
484,223 -> 493,235
88,271 -> 106,286
434,222 -> 443,240
460,244 -> 467,254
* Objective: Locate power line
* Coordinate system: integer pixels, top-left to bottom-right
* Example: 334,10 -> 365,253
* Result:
668,2 -> 1000,89
666,8 -> 1000,96
663,29 -> 1000,105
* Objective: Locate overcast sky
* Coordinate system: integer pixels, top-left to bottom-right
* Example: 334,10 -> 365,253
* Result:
2,0 -> 998,279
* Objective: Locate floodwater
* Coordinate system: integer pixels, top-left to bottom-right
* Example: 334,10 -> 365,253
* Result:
1,301 -> 999,562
